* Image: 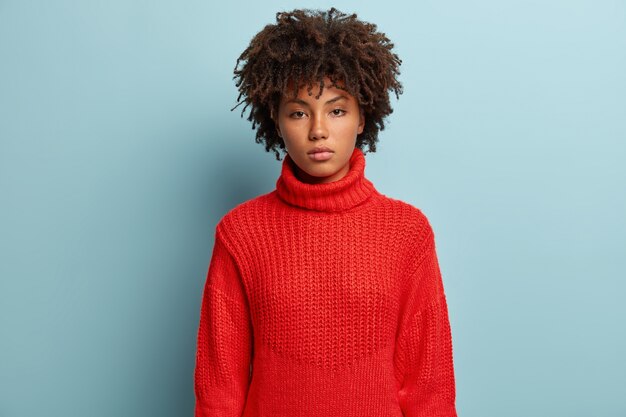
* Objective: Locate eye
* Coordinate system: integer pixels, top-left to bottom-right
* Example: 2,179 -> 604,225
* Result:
290,111 -> 306,119
331,109 -> 346,116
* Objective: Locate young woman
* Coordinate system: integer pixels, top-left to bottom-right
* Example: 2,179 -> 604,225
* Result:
194,8 -> 458,417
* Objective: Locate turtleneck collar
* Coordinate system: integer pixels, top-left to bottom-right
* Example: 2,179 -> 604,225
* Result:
275,147 -> 378,212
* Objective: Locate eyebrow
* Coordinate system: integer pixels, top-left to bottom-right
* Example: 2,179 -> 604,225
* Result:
284,95 -> 349,106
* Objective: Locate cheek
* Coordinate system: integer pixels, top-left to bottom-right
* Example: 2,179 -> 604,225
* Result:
280,124 -> 298,140
338,118 -> 363,135
279,123 -> 303,140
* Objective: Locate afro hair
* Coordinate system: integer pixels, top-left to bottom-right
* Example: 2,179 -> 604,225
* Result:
232,7 -> 403,160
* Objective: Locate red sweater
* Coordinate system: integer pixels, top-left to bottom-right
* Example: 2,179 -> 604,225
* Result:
194,147 -> 458,417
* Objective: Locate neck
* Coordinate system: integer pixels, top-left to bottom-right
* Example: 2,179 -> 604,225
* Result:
275,147 -> 378,213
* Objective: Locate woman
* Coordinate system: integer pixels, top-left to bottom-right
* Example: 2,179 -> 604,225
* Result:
194,8 -> 458,417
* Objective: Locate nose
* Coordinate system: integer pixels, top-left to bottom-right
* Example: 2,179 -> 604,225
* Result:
308,113 -> 328,140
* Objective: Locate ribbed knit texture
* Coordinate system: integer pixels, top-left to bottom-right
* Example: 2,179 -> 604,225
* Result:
194,147 -> 458,417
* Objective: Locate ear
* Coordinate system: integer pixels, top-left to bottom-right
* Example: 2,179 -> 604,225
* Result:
357,109 -> 365,134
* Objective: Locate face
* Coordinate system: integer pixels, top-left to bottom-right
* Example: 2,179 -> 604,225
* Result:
273,76 -> 365,184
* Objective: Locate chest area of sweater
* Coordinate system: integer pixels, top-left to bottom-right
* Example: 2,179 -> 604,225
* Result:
240,215 -> 406,368
244,213 -> 405,293
242,215 -> 406,320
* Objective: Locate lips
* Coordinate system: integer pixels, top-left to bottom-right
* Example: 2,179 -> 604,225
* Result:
308,147 -> 334,154
307,147 -> 334,161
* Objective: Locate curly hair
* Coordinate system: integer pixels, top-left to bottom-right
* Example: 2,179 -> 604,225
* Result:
231,7 -> 403,160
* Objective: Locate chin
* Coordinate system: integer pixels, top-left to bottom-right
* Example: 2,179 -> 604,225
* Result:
306,166 -> 335,177
301,164 -> 339,179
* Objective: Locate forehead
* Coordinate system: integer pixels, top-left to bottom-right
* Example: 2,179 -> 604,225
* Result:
282,77 -> 352,100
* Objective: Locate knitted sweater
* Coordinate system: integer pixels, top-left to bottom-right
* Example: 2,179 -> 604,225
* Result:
194,147 -> 458,417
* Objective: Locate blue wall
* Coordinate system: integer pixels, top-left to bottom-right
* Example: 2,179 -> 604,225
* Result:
1,1 -> 624,416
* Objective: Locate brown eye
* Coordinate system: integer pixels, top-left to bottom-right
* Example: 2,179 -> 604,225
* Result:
331,109 -> 346,116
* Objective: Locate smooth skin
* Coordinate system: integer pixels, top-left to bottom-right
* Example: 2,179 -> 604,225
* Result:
272,76 -> 365,184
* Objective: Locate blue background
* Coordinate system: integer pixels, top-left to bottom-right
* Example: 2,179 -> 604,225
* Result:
1,1 -> 624,416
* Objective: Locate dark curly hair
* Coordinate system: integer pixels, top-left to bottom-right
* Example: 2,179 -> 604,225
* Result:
231,7 -> 403,160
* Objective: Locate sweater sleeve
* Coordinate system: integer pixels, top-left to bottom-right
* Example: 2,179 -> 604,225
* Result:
394,227 -> 458,417
194,224 -> 253,417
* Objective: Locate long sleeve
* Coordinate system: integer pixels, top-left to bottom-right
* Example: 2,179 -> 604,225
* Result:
393,227 -> 458,417
194,225 -> 253,417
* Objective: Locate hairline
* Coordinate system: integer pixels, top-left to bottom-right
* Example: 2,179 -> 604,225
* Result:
282,95 -> 350,106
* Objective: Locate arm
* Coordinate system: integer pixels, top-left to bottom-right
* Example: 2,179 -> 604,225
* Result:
194,225 -> 253,417
394,228 -> 458,417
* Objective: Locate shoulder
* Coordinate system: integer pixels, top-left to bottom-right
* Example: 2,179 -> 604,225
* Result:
376,192 -> 435,239
372,192 -> 438,269
375,195 -> 442,287
214,190 -> 275,242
